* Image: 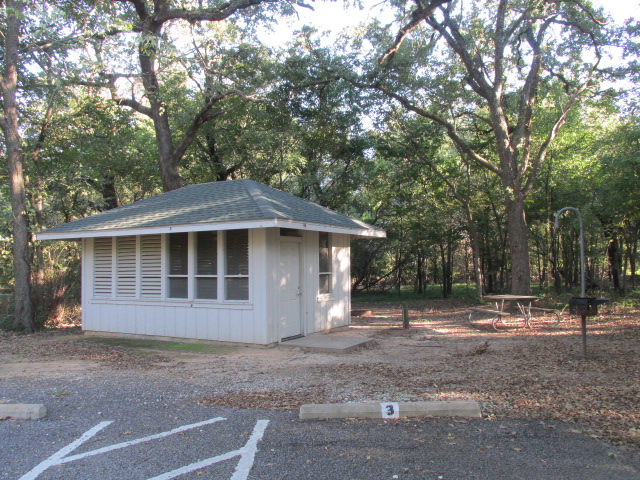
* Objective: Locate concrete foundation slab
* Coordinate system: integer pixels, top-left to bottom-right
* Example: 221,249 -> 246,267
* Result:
299,400 -> 482,420
0,404 -> 47,420
280,334 -> 375,353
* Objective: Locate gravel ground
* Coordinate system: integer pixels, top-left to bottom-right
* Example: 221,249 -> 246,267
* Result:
2,371 -> 640,480
1,299 -> 639,456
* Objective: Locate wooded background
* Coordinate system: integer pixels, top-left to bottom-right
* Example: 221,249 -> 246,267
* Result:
1,0 -> 638,331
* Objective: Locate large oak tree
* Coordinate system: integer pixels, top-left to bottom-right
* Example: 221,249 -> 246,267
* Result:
92,0 -> 307,192
369,0 -> 611,294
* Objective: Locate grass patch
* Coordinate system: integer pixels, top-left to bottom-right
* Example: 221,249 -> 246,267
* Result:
352,283 -> 479,303
80,336 -> 236,354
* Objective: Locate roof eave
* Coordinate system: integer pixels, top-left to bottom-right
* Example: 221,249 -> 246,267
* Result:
35,218 -> 386,241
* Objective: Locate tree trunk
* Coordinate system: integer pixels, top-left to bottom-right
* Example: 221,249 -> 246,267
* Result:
439,243 -> 450,299
138,32 -> 184,192
631,237 -> 637,288
506,195 -> 532,295
463,207 -> 484,299
100,173 -> 119,210
415,252 -> 424,294
607,234 -> 622,291
1,0 -> 35,331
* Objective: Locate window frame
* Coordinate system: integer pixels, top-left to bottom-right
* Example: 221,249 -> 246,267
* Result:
318,231 -> 332,297
224,229 -> 250,301
194,230 -> 218,300
166,232 -> 190,299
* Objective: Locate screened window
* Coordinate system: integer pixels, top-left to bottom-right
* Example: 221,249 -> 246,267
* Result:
319,232 -> 331,295
225,229 -> 249,300
93,231 -> 249,302
196,231 -> 217,299
167,232 -> 189,298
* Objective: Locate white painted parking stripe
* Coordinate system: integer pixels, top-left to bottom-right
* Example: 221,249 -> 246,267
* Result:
18,417 -> 269,480
145,450 -> 241,480
62,416 -> 226,463
230,419 -> 269,480
146,420 -> 269,480
19,421 -> 113,480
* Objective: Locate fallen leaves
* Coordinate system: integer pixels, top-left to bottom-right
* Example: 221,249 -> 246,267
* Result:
196,390 -> 326,410
2,300 -> 639,453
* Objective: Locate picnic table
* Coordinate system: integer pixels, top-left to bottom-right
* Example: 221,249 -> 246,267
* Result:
469,294 -> 561,330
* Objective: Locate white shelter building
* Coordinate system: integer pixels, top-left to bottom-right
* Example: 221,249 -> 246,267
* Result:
37,179 -> 385,346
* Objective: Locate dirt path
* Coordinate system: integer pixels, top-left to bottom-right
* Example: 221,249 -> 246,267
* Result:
1,300 -> 638,452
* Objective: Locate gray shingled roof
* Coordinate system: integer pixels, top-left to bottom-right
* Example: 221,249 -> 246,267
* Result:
37,179 -> 385,239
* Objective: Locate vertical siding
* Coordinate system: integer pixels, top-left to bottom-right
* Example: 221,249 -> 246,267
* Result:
250,228 -> 269,344
174,307 -> 186,339
228,309 -> 243,342
81,239 -> 93,330
164,307 -> 176,338
195,308 -> 208,339
301,230 -> 317,334
307,233 -> 351,334
262,228 -> 280,344
218,308 -> 230,342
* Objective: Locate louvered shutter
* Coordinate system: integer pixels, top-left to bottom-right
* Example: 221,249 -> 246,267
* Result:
93,237 -> 113,297
116,236 -> 137,297
140,235 -> 162,298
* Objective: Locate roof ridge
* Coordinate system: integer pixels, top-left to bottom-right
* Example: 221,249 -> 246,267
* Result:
242,179 -> 276,219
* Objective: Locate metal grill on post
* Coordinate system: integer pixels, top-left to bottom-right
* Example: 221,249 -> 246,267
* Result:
555,207 -> 610,357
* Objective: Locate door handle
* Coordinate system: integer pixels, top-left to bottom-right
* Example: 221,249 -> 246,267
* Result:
296,287 -> 301,296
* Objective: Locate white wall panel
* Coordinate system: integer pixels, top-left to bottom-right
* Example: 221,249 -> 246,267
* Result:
218,308 -> 230,342
163,307 -> 175,338
175,307 -> 186,338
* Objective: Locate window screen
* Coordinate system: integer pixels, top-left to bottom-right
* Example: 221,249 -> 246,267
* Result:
319,232 -> 331,294
196,231 -> 217,299
168,232 -> 188,298
225,229 -> 249,300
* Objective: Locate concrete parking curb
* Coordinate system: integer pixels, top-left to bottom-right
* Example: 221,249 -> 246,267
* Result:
0,404 -> 47,420
299,400 -> 481,420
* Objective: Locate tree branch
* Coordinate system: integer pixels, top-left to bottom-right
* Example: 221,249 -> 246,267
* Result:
365,80 -> 502,176
172,89 -> 261,162
31,86 -> 59,162
524,68 -> 595,195
126,0 -> 150,21
24,27 -> 134,57
378,0 -> 451,64
511,19 -> 551,178
425,10 -> 492,98
154,0 -> 277,24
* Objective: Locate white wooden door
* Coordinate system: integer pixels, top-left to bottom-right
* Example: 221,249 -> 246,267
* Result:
279,240 -> 302,340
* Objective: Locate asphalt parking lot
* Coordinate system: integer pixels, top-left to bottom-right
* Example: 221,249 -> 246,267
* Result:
2,373 -> 639,480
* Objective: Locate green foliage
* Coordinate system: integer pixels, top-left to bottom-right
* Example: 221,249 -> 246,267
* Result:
352,284 -> 478,303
